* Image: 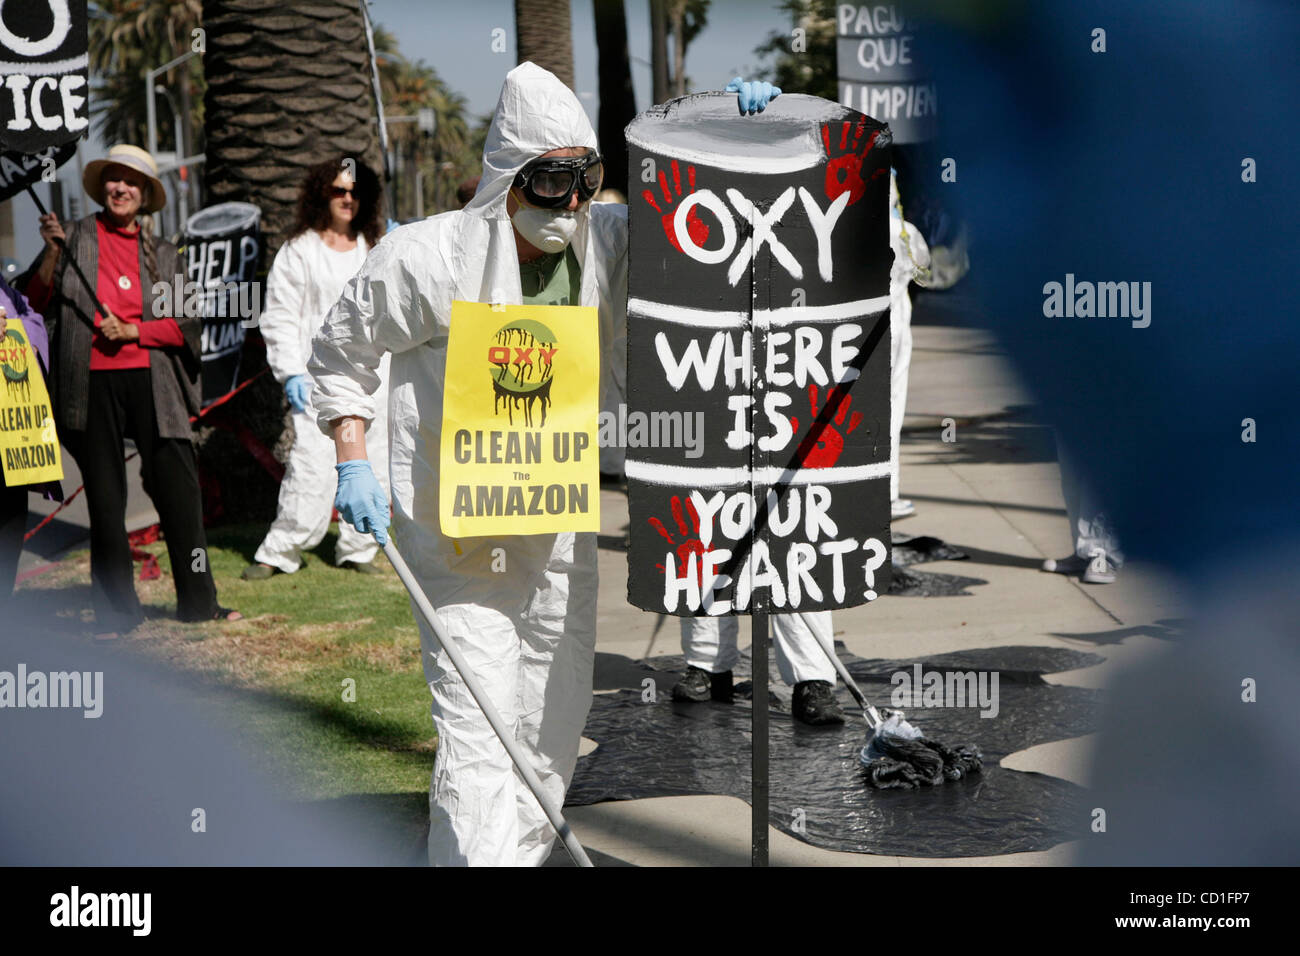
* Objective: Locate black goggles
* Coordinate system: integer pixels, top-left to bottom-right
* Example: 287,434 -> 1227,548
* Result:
512,150 -> 603,208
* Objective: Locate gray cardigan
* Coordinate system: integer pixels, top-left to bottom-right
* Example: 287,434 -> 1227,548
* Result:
44,214 -> 203,440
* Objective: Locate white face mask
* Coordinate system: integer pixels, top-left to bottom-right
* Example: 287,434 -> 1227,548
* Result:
511,204 -> 578,254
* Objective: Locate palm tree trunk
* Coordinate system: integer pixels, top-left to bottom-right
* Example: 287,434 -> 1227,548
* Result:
594,0 -> 636,195
649,0 -> 670,104
201,0 -> 385,259
670,0 -> 686,97
514,0 -> 575,90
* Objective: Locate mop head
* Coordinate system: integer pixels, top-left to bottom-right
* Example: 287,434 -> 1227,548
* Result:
860,713 -> 983,790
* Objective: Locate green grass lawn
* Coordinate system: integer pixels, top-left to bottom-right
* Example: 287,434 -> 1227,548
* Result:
19,523 -> 436,820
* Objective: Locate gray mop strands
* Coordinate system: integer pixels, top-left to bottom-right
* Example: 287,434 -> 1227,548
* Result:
811,635 -> 984,790
859,714 -> 983,790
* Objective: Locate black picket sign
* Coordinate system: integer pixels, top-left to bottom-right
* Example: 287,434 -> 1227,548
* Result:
0,0 -> 90,153
625,92 -> 894,619
0,141 -> 76,203
181,202 -> 263,406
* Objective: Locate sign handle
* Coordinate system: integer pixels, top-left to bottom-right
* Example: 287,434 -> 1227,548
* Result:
751,608 -> 769,866
25,184 -> 106,331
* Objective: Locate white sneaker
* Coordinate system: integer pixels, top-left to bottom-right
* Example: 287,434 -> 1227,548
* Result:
891,498 -> 916,520
1081,549 -> 1118,584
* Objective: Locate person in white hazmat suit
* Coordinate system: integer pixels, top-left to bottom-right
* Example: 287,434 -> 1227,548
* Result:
244,158 -> 391,579
888,168 -> 928,520
308,64 -> 630,866
311,65 -> 783,865
674,171 -> 928,725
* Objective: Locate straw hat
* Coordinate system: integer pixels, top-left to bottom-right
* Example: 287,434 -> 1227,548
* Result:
82,145 -> 167,214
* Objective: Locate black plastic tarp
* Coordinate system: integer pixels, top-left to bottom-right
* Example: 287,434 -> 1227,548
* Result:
570,644 -> 1101,857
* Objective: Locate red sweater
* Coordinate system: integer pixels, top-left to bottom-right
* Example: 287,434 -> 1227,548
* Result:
27,213 -> 184,370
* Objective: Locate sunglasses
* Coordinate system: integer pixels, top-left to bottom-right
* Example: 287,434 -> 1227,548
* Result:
329,185 -> 355,198
513,150 -> 603,209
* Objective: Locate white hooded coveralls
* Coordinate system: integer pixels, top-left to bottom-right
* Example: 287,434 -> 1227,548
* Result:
309,63 -> 628,866
256,229 -> 391,572
888,169 -> 926,504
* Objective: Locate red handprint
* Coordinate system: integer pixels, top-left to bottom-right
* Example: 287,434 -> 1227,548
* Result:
649,494 -> 712,582
642,160 -> 710,254
821,119 -> 886,207
788,383 -> 863,468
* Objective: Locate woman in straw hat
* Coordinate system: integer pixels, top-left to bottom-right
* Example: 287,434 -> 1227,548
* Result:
24,144 -> 241,637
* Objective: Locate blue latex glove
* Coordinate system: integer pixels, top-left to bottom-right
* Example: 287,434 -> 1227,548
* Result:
726,77 -> 781,115
335,459 -> 390,545
285,374 -> 311,413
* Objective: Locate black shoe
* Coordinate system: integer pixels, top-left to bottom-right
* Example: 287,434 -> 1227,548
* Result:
792,680 -> 845,726
673,666 -> 733,702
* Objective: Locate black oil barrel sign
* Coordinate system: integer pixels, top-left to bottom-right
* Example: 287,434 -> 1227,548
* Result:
625,93 -> 893,617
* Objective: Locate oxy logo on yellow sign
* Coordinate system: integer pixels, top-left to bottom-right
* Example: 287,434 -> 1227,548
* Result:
440,300 -> 599,537
0,317 -> 62,486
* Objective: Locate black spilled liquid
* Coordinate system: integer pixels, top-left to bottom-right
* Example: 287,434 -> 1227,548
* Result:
569,643 -> 1102,857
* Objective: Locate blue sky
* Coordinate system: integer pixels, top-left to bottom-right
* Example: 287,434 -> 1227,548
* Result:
371,0 -> 787,122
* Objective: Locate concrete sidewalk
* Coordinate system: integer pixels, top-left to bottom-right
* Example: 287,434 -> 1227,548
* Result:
552,321 -> 1188,866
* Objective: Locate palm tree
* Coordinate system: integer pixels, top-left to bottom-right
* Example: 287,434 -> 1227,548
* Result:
200,0 -> 385,258
514,0 -> 574,89
754,0 -> 837,99
88,0 -> 205,152
650,0 -> 710,102
594,0 -> 636,195
373,29 -> 475,218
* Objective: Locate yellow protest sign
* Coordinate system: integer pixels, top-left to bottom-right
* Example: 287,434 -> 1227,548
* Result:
440,300 -> 600,537
0,317 -> 63,486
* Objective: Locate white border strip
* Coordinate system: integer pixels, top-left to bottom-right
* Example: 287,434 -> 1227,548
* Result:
628,296 -> 889,329
625,460 -> 890,487
628,297 -> 747,329
0,55 -> 88,76
758,297 -> 889,326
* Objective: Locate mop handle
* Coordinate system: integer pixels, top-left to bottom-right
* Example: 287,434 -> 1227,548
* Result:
812,631 -> 882,730
382,538 -> 594,868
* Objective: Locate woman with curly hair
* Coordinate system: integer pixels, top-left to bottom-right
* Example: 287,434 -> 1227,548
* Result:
25,144 -> 241,637
242,156 -> 390,579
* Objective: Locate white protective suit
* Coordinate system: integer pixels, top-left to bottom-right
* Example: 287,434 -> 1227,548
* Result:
682,612 -> 835,685
308,63 -> 628,866
255,229 -> 391,572
888,169 -> 928,504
